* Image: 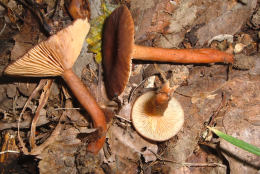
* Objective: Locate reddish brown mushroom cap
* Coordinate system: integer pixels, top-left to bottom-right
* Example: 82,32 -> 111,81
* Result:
102,5 -> 135,99
131,91 -> 184,141
102,5 -> 234,100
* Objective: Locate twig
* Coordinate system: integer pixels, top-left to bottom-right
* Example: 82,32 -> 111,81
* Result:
30,79 -> 53,149
16,0 -> 52,35
128,76 -> 154,102
54,107 -> 81,110
29,100 -> 69,155
0,150 -> 20,155
148,149 -> 226,168
207,92 -> 227,127
0,23 -> 6,36
0,116 -> 51,130
18,79 -> 48,155
0,1 -> 32,26
114,114 -> 131,123
30,110 -> 66,155
44,0 -> 60,18
174,91 -> 192,98
154,63 -> 167,82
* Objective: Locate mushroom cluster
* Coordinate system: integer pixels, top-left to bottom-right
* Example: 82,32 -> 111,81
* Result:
102,5 -> 234,141
4,18 -> 106,154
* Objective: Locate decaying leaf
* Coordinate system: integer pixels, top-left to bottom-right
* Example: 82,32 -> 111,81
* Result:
86,0 -> 117,63
106,124 -> 158,165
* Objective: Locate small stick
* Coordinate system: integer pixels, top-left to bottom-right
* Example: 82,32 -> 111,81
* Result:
30,79 -> 53,149
0,150 -> 20,155
18,79 -> 48,155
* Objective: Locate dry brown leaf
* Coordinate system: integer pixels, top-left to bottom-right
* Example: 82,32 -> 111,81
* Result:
106,124 -> 158,164
30,79 -> 53,149
219,75 -> 260,174
10,24 -> 40,61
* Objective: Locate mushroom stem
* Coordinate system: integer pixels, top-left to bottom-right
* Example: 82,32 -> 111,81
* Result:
148,93 -> 169,116
133,45 -> 234,63
63,69 -> 107,154
149,81 -> 172,115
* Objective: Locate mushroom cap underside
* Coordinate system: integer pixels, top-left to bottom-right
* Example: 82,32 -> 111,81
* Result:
102,5 -> 135,99
131,91 -> 184,141
4,17 -> 90,77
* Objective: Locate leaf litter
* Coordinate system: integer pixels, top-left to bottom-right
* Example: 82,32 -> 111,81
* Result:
0,0 -> 260,173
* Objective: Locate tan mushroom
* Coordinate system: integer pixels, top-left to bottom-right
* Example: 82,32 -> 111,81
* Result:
131,90 -> 184,141
4,18 -> 107,154
102,5 -> 234,100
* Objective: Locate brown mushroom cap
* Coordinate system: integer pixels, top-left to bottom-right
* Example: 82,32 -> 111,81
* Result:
4,18 -> 90,77
131,91 -> 184,141
102,5 -> 134,99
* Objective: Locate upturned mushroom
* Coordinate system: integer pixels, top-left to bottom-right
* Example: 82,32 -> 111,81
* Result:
4,18 -> 107,154
102,5 -> 234,100
131,89 -> 184,141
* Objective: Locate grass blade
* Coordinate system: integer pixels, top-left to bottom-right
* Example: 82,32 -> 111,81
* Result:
208,127 -> 260,156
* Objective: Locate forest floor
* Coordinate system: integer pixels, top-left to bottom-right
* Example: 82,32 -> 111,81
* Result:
0,0 -> 259,174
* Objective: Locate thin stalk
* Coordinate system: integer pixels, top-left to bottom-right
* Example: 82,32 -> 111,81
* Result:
133,45 -> 234,63
63,69 -> 107,154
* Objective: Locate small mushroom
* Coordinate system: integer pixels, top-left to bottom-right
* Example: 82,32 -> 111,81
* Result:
68,0 -> 90,20
4,18 -> 106,154
102,5 -> 234,99
131,90 -> 184,141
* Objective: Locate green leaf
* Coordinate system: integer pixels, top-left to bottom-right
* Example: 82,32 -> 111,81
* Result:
208,127 -> 260,156
86,0 -> 118,63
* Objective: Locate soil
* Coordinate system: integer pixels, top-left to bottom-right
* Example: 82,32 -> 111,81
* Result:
0,0 -> 259,174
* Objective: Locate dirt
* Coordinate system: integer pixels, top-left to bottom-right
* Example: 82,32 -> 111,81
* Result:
0,0 -> 260,174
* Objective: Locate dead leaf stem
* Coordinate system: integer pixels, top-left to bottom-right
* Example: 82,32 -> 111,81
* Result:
18,79 -> 48,154
30,79 -> 53,149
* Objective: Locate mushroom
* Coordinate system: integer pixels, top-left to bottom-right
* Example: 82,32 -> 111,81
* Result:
131,90 -> 184,141
102,5 -> 234,99
68,0 -> 90,20
4,18 -> 107,154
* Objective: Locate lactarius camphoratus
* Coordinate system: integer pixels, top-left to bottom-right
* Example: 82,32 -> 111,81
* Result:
4,18 -> 107,154
102,5 -> 234,100
131,86 -> 184,141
